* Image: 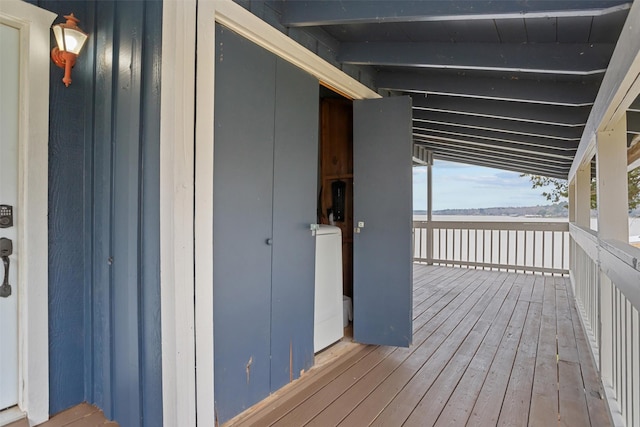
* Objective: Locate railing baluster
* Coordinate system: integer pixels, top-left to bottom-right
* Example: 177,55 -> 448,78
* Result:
445,228 -> 448,264
475,229 -> 478,266
482,229 -> 486,270
632,307 -> 639,427
551,231 -> 555,274
561,231 -> 565,272
524,230 -> 528,272
545,231 -> 548,275
467,229 -> 470,265
625,299 -> 631,427
514,231 -> 520,273
505,230 -> 509,272
490,229 -> 494,269
533,230 -> 537,272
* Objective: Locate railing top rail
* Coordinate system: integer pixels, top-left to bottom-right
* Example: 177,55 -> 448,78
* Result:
413,220 -> 569,232
601,238 -> 640,271
568,223 -> 598,239
570,221 -> 640,311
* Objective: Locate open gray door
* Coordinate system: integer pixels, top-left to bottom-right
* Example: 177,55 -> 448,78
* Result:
353,96 -> 413,347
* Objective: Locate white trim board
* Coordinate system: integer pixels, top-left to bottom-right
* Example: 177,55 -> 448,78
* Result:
160,0 -> 382,425
0,1 -> 55,425
213,0 -> 379,100
159,0 -> 197,426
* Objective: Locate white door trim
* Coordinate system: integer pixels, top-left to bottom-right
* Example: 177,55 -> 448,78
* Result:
0,1 -> 55,425
161,1 -> 378,425
159,1 -> 197,426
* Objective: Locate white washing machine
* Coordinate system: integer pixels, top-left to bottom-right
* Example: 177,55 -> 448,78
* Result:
314,225 -> 344,352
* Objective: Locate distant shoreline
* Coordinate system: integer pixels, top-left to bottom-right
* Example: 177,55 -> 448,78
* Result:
414,203 -> 640,218
413,203 -> 568,218
412,214 -> 640,241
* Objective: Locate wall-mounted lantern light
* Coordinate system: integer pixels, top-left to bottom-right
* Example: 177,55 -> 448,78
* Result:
51,13 -> 88,87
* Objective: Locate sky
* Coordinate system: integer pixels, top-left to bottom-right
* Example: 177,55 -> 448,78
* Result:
413,160 -> 559,211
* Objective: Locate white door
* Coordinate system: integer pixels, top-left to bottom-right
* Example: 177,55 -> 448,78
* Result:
0,21 -> 19,411
0,3 -> 53,422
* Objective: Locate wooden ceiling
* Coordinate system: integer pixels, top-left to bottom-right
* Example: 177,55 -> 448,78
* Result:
276,0 -> 637,178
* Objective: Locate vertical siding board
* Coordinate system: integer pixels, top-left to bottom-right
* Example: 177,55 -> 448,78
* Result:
44,0 -> 91,415
110,1 -> 143,424
91,0 -> 115,417
139,0 -> 163,425
82,0 -> 97,407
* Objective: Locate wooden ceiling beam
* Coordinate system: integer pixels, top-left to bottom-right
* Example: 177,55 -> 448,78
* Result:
378,70 -> 599,106
282,1 -> 630,27
339,42 -> 613,75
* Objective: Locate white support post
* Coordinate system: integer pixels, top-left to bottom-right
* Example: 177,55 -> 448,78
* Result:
596,114 -> 629,425
426,152 -> 433,265
596,114 -> 629,242
568,179 -> 576,274
575,163 -> 592,228
568,179 -> 576,223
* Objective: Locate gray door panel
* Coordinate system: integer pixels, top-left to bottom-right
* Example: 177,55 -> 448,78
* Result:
213,25 -> 275,421
270,58 -> 318,391
353,96 -> 413,347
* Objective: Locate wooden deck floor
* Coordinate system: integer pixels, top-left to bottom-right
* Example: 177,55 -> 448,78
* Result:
2,403 -> 117,427
225,265 -> 611,427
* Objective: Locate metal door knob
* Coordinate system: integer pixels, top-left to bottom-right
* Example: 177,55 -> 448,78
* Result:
266,238 -> 273,245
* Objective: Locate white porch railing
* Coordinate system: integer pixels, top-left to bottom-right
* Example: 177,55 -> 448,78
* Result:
570,224 -> 640,427
413,220 -> 569,275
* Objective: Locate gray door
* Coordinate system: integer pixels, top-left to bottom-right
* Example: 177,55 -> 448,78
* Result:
213,24 -> 319,423
353,96 -> 413,347
213,25 -> 276,421
270,58 -> 318,391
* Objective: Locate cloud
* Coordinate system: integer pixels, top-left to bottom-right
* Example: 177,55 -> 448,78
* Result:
412,160 -> 556,210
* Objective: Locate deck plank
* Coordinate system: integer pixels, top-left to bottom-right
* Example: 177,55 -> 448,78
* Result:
298,269 -> 488,426
528,277 -> 560,426
412,266 -> 472,320
313,269 -> 495,426
404,275 -> 522,426
35,403 -> 114,427
229,345 -> 376,427
223,266 -> 612,427
270,346 -> 396,426
437,298 -> 529,426
333,271 -> 496,426
495,301 -> 542,427
369,273 -> 511,426
555,277 -> 591,427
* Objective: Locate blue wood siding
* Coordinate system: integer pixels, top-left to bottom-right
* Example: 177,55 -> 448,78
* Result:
33,1 -> 163,425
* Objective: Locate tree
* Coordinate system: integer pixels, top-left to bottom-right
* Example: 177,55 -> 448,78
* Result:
522,167 -> 640,211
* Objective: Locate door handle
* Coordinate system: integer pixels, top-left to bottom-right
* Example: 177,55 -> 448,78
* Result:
0,237 -> 12,298
266,238 -> 273,246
